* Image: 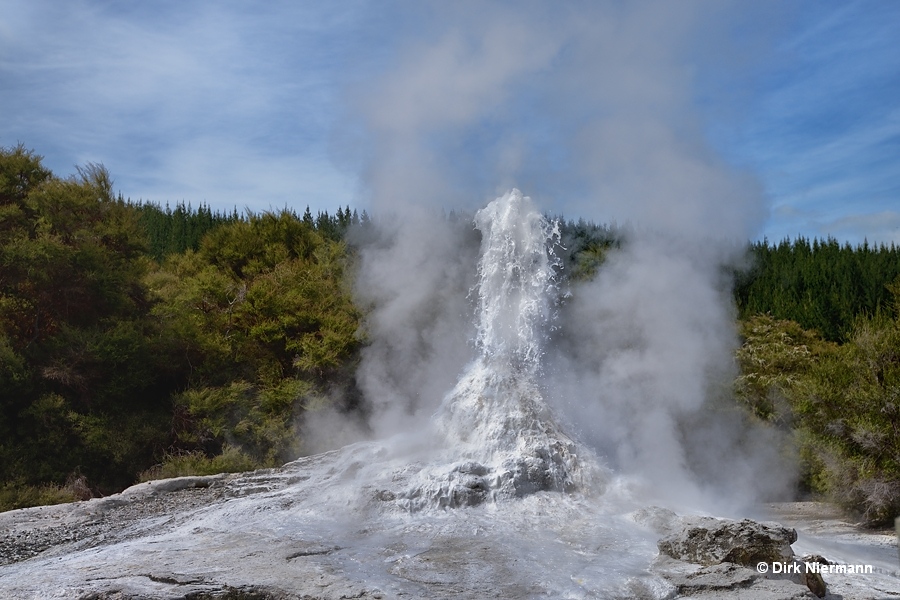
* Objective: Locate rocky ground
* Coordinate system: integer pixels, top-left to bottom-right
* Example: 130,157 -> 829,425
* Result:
0,474 -> 232,566
0,448 -> 897,600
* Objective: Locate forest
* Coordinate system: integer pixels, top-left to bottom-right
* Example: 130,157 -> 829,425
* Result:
1,144 -> 898,525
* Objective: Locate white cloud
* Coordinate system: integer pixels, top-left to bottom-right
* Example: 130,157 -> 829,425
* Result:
0,0 -> 367,214
817,211 -> 900,246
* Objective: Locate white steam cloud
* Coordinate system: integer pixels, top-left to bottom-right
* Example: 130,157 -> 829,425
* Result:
351,209 -> 479,436
333,1 -> 785,511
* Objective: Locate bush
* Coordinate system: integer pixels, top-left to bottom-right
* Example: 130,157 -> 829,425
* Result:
146,212 -> 362,466
795,316 -> 900,524
0,147 -> 172,495
737,312 -> 900,524
139,446 -> 260,481
0,474 -> 91,513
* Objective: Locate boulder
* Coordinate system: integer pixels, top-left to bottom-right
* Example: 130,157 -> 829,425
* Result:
657,516 -> 826,598
658,516 -> 796,567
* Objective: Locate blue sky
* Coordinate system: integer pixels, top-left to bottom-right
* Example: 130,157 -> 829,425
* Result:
1,0 -> 898,244
713,1 -> 900,244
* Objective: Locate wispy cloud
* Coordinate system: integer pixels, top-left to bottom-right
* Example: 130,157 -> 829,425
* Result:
823,211 -> 900,246
767,205 -> 900,247
726,0 -> 900,244
1,0 -> 897,243
0,0 -> 368,212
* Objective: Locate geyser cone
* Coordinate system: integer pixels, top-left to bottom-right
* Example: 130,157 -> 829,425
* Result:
400,190 -> 602,510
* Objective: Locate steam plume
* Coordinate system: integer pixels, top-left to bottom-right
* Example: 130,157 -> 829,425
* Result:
339,1 -> 785,511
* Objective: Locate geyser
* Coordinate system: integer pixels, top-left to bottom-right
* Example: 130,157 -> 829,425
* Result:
391,189 -> 602,511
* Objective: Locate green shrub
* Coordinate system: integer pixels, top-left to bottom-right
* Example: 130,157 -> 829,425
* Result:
795,317 -> 900,524
737,312 -> 900,524
735,314 -> 836,422
0,474 -> 91,513
139,446 -> 260,481
147,212 -> 361,466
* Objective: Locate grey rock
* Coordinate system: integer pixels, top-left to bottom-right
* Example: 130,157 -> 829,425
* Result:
656,516 -> 833,598
654,559 -> 820,600
658,516 -> 797,567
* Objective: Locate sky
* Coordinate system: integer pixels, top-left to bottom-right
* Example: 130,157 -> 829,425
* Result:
1,0 -> 898,245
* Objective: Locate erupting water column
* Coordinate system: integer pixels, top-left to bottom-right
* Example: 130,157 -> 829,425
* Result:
400,189 -> 602,510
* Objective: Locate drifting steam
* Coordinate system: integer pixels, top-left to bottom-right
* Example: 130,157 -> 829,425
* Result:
337,1 -> 787,513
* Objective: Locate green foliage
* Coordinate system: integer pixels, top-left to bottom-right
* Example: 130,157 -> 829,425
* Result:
147,212 -> 362,467
0,143 -> 52,208
728,238 -> 900,519
311,205 -> 361,242
735,315 -> 837,422
794,315 -> 900,523
737,311 -> 900,524
557,218 -> 620,281
130,201 -> 363,262
0,480 -> 80,513
172,380 -> 307,465
555,217 -> 622,281
139,446 -> 258,481
0,145 -> 364,511
0,146 -> 172,495
735,237 -> 900,341
132,201 -> 240,260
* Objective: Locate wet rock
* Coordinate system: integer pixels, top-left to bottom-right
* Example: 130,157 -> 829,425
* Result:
421,473 -> 489,509
453,461 -> 488,476
801,569 -> 827,598
494,441 -> 579,497
657,516 -> 829,598
798,555 -> 829,598
630,506 -> 681,536
373,489 -> 396,501
659,560 -> 759,593
658,516 -> 796,567
3,449 -> 893,599
655,559 -> 820,600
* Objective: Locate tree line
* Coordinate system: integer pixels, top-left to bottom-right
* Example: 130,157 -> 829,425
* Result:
735,237 -> 900,341
132,199 -> 367,261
